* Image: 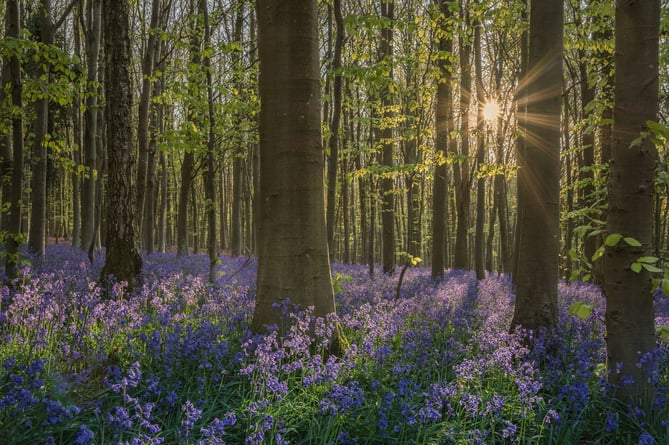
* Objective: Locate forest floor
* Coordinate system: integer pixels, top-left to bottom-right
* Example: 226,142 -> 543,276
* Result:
0,245 -> 667,444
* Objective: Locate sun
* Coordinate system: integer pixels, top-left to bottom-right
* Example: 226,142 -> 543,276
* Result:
483,101 -> 499,122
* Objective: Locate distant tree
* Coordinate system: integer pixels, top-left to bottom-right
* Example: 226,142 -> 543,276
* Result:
100,0 -> 142,288
604,0 -> 659,403
252,0 -> 337,339
510,0 -> 562,331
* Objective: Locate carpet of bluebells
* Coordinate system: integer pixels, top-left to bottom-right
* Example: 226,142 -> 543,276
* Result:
0,245 -> 668,444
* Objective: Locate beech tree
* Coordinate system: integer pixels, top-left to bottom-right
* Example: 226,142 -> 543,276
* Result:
100,0 -> 142,288
510,0 -> 562,331
252,0 -> 337,334
604,0 -> 659,403
2,0 -> 24,283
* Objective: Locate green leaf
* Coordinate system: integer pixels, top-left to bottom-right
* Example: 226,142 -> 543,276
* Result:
662,279 -> 669,297
641,263 -> 663,273
637,256 -> 659,264
569,302 -> 594,319
624,237 -> 642,247
631,262 -> 642,273
656,326 -> 669,344
604,233 -> 622,247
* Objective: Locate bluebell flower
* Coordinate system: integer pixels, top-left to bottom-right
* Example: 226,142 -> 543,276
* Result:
74,425 -> 95,445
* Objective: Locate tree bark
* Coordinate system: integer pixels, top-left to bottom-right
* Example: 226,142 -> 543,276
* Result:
3,0 -> 24,283
81,0 -> 101,251
432,0 -> 454,281
326,0 -> 344,261
473,10 -> 485,280
100,0 -> 142,288
136,0 -> 162,248
253,0 -> 337,337
604,0 -> 659,403
453,0 -> 472,270
510,0 -> 562,332
379,0 -> 395,275
29,0 -> 55,258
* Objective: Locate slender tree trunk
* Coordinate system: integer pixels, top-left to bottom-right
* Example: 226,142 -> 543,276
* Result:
453,0 -> 471,270
433,32 -> 456,271
71,17 -> 82,248
326,0 -> 344,260
81,0 -> 101,251
1,55 -> 13,233
28,0 -> 54,257
158,150 -> 167,252
100,0 -> 142,288
253,0 -> 337,337
510,0 -> 562,332
200,0 -> 217,283
136,0 -> 162,248
230,3 -> 244,257
604,0 -> 659,403
3,0 -> 24,283
379,0 -> 395,275
473,13 -> 485,280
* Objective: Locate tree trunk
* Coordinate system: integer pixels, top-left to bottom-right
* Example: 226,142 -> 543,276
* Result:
432,0 -> 455,280
28,0 -> 54,257
473,12 -> 485,280
71,17 -> 82,248
253,0 -> 337,338
604,0 -> 659,403
1,55 -> 13,233
326,0 -> 344,260
510,0 -> 562,332
379,0 -> 395,275
200,0 -> 217,283
100,0 -> 142,288
136,0 -> 162,248
453,0 -> 471,270
80,0 -> 101,251
230,3 -> 244,257
158,150 -> 167,252
3,0 -> 24,283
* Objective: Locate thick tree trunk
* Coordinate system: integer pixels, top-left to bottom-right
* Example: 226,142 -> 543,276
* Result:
100,0 -> 142,288
510,0 -> 562,332
604,0 -> 659,403
81,0 -> 101,251
253,0 -> 336,335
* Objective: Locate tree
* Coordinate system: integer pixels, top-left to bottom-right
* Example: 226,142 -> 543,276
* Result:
431,0 -> 455,280
510,0 -> 562,331
326,0 -> 344,261
136,0 -> 162,249
100,0 -> 142,288
252,0 -> 337,337
604,0 -> 659,403
80,0 -> 101,252
379,0 -> 395,275
3,0 -> 24,283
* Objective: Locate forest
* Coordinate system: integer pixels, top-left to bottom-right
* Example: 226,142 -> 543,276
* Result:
1,0 -> 669,443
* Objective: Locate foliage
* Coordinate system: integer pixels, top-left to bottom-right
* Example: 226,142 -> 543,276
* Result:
0,246 -> 667,444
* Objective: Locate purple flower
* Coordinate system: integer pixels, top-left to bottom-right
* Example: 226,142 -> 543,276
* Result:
74,425 -> 95,445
